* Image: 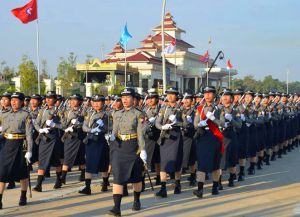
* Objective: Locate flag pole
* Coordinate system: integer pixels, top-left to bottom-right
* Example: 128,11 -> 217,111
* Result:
36,9 -> 41,94
161,0 -> 167,93
125,43 -> 127,87
174,43 -> 177,88
228,68 -> 231,89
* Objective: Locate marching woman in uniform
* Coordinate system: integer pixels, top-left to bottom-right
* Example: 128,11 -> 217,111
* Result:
108,88 -> 147,216
33,91 -> 63,192
60,94 -> 86,185
193,86 -> 223,198
143,90 -> 161,187
0,92 -> 33,209
181,92 -> 197,186
155,87 -> 183,198
79,94 -> 110,195
218,89 -> 242,189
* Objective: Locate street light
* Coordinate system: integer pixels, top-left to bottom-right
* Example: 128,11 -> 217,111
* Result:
161,0 -> 167,94
206,51 -> 225,86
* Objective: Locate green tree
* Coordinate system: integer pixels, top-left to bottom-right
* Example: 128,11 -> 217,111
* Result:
18,55 -> 38,95
57,52 -> 80,96
41,59 -> 50,80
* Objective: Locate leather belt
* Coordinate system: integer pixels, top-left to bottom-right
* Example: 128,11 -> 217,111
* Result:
4,133 -> 26,140
117,133 -> 138,141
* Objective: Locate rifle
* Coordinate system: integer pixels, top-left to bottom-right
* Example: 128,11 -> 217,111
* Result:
157,93 -> 187,146
35,103 -> 63,144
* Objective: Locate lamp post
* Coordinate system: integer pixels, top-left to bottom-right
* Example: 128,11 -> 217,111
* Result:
161,0 -> 167,93
206,51 -> 224,86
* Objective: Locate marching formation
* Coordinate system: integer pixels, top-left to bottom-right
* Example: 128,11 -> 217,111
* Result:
0,86 -> 300,217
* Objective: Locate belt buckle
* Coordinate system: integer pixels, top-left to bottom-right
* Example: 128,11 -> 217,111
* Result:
7,134 -> 13,139
121,135 -> 126,141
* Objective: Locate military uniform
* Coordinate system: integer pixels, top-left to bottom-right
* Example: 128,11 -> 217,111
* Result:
0,92 -> 33,209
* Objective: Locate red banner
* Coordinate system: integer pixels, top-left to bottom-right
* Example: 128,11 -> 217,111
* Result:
198,105 -> 224,154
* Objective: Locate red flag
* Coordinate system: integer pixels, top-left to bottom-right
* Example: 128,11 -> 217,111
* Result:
227,59 -> 233,70
199,50 -> 209,63
11,0 -> 38,24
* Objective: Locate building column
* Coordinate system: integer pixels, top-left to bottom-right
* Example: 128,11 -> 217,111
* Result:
85,83 -> 93,97
194,77 -> 198,93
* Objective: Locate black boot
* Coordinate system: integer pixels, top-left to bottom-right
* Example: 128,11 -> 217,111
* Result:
155,175 -> 161,186
141,175 -> 146,192
33,175 -> 44,192
0,194 -> 3,209
101,177 -> 109,192
247,162 -> 255,175
278,149 -> 282,158
61,170 -> 67,185
107,194 -> 122,217
296,140 -> 299,148
53,172 -> 62,189
174,180 -> 181,194
79,179 -> 91,195
257,157 -> 263,170
155,182 -> 167,198
7,181 -> 16,189
212,181 -> 219,195
45,167 -> 51,178
283,146 -> 287,155
122,184 -> 128,197
132,191 -> 141,211
218,175 -> 223,190
193,182 -> 204,198
287,145 -> 292,152
238,166 -> 245,181
271,152 -> 277,161
189,173 -> 196,186
228,173 -> 235,187
265,154 -> 271,165
79,169 -> 85,182
19,191 -> 27,206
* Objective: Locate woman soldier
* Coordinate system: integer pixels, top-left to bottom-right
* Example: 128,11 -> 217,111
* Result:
193,86 -> 223,198
155,87 -> 183,198
218,89 -> 242,189
108,87 -> 147,216
33,91 -> 63,192
79,94 -> 110,195
0,92 -> 33,209
143,90 -> 161,188
60,94 -> 86,185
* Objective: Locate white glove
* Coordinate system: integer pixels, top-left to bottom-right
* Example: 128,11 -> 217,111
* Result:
149,117 -> 156,124
105,134 -> 110,142
240,114 -> 246,121
162,124 -> 172,130
65,126 -> 73,133
206,111 -> 215,121
225,113 -> 233,122
224,122 -> 229,128
0,126 -> 2,132
71,119 -> 78,125
268,112 -> 272,118
110,133 -> 116,141
96,119 -> 104,127
46,119 -> 55,128
39,128 -> 50,134
186,115 -> 193,123
25,152 -> 32,163
91,127 -> 101,134
140,150 -> 147,164
168,114 -> 177,123
246,123 -> 251,127
198,120 -> 208,127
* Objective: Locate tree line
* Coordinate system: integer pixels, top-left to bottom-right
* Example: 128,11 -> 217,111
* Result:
1,53 -> 299,96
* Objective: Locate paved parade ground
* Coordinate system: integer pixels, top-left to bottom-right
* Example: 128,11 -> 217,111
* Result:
1,148 -> 300,217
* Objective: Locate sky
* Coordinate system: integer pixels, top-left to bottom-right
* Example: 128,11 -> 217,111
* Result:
0,0 -> 300,81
